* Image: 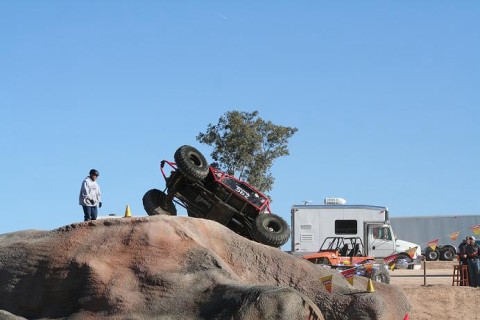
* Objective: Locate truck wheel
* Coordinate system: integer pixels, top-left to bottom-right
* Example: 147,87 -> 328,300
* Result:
440,247 -> 455,261
174,145 -> 209,181
142,189 -> 177,216
395,253 -> 413,269
425,247 -> 440,261
370,267 -> 390,284
252,214 -> 290,247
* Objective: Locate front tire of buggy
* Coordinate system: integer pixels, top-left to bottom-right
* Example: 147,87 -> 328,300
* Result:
174,145 -> 209,181
252,214 -> 290,247
142,189 -> 177,216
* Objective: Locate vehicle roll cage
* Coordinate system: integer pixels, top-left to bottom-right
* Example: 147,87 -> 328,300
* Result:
160,159 -> 272,214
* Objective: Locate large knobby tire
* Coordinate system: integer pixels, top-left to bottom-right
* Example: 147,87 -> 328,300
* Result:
142,189 -> 177,216
370,267 -> 390,284
425,247 -> 440,261
252,213 -> 290,247
174,145 -> 209,181
440,247 -> 455,261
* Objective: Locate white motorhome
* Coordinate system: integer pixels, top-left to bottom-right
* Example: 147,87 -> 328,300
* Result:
291,198 -> 421,265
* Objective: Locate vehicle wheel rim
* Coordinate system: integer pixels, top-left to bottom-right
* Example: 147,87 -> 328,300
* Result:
189,154 -> 203,167
264,220 -> 281,233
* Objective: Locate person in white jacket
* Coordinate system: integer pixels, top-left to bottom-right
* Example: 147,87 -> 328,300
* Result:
79,169 -> 102,221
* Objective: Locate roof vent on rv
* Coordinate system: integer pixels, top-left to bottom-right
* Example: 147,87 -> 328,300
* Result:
324,198 -> 347,205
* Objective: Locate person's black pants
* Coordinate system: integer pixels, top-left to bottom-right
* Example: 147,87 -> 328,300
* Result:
467,258 -> 479,287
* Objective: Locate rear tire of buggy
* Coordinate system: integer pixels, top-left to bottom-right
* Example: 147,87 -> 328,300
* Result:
142,189 -> 177,216
174,145 -> 209,181
252,214 -> 290,247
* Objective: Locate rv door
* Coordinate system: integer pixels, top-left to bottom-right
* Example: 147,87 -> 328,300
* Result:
366,224 -> 396,258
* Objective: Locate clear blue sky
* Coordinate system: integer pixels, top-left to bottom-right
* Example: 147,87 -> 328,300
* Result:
1,2 -> 479,248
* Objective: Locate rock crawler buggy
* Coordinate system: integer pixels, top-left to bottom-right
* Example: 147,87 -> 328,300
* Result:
303,236 -> 391,283
142,145 -> 291,247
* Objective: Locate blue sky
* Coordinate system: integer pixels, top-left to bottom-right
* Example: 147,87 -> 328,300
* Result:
1,2 -> 479,249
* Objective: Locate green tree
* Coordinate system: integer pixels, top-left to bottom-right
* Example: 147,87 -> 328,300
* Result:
196,110 -> 298,194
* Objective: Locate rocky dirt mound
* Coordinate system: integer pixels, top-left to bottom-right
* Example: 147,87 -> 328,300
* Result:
0,216 -> 410,319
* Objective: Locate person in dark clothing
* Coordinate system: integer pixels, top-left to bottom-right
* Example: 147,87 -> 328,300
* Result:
459,236 -> 469,266
458,236 -> 470,285
464,236 -> 479,287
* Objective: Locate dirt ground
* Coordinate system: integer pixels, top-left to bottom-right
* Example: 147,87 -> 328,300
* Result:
389,261 -> 480,320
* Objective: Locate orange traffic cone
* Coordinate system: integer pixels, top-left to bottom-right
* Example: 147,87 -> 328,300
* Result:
124,205 -> 132,218
367,279 -> 375,293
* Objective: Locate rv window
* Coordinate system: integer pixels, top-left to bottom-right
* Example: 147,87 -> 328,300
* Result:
335,220 -> 357,234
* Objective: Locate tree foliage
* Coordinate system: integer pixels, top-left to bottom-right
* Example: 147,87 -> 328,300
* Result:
196,110 -> 298,194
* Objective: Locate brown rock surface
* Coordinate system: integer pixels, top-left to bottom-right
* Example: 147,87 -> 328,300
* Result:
389,265 -> 480,320
0,216 -> 410,319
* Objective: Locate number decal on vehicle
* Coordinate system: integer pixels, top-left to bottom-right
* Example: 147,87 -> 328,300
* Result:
235,186 -> 250,198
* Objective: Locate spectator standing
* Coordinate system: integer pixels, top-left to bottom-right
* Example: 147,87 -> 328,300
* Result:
79,169 -> 102,221
465,236 -> 479,287
458,236 -> 469,266
458,236 -> 470,285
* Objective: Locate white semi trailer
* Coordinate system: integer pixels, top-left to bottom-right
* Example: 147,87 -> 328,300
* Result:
390,215 -> 480,261
291,199 -> 422,267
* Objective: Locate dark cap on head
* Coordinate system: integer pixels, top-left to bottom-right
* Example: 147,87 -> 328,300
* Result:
89,169 -> 99,176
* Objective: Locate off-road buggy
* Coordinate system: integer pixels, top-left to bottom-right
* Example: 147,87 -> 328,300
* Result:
142,145 -> 291,248
302,236 -> 391,283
